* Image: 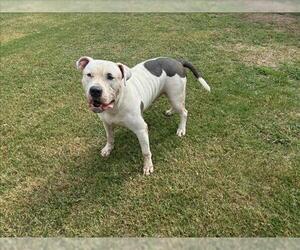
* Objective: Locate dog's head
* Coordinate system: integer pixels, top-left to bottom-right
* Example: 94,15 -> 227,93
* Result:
76,56 -> 131,113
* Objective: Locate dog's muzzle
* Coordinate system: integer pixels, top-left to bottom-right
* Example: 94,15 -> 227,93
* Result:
88,86 -> 115,113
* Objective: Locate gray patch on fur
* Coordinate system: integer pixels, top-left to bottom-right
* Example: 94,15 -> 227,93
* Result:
179,60 -> 202,79
140,101 -> 144,114
144,58 -> 186,78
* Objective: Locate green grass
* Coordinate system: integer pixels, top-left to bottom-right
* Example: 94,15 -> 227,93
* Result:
0,13 -> 299,237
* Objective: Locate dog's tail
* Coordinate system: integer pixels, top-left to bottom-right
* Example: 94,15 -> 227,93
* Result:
179,60 -> 211,92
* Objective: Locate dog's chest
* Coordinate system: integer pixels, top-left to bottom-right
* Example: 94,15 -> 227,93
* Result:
98,112 -> 126,126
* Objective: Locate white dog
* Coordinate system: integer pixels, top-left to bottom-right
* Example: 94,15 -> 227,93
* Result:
76,57 -> 210,175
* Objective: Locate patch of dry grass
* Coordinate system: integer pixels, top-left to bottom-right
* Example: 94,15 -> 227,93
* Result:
242,13 -> 300,33
215,43 -> 299,67
0,14 -> 79,44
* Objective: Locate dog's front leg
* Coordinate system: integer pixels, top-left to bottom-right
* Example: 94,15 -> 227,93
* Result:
101,121 -> 114,157
135,127 -> 153,175
129,119 -> 153,175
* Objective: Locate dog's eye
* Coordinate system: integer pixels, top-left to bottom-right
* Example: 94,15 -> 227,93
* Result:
107,73 -> 114,80
87,73 -> 93,78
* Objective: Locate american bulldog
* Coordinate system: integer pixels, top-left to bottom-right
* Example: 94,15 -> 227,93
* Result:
76,57 -> 210,175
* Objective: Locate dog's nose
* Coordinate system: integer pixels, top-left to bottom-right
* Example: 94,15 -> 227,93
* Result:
90,86 -> 102,98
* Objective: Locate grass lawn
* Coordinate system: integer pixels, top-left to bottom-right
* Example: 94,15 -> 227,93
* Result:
0,13 -> 299,237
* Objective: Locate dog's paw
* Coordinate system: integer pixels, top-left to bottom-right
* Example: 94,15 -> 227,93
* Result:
176,128 -> 186,137
164,109 -> 174,117
101,144 -> 113,157
143,164 -> 154,176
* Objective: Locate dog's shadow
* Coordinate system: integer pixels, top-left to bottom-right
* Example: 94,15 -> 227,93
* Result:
97,106 -> 182,173
87,99 -> 183,179
17,103 -> 183,234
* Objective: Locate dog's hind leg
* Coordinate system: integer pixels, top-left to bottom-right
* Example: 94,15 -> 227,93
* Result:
173,104 -> 188,137
165,76 -> 188,137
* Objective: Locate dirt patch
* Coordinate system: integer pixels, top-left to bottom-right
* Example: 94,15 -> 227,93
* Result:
242,13 -> 300,33
216,43 -> 300,67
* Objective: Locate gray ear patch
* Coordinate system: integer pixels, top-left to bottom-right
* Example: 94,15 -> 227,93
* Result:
144,58 -> 186,78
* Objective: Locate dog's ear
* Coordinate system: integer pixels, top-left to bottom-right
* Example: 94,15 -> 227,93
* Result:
76,56 -> 93,71
117,63 -> 132,86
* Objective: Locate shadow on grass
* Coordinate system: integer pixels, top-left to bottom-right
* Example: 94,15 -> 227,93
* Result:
12,105 -> 183,235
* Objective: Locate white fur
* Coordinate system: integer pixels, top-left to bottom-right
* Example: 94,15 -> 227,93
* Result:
198,77 -> 211,92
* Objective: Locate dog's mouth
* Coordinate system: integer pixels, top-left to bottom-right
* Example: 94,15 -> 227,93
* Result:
89,99 -> 115,113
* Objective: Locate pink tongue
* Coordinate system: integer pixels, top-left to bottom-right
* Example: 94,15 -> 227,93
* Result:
101,102 -> 114,110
